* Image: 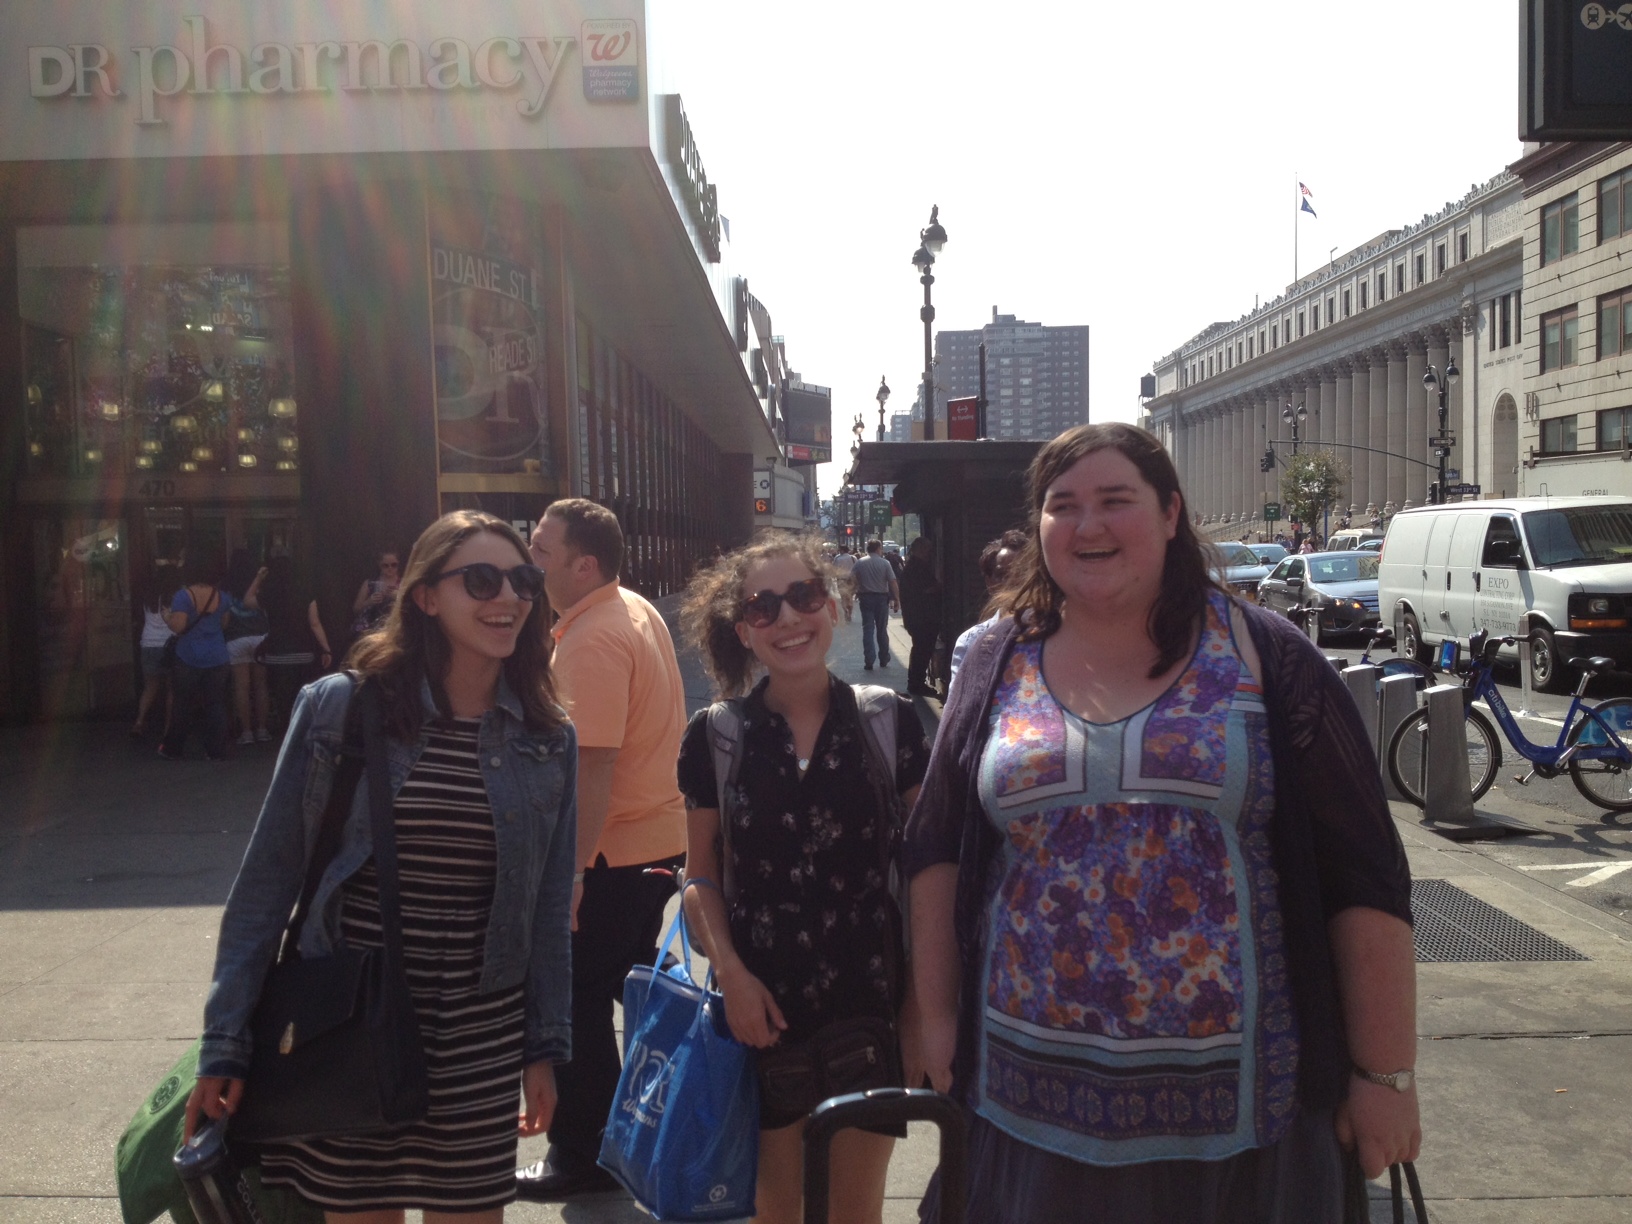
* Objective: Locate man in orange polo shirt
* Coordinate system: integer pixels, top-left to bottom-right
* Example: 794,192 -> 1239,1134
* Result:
517,499 -> 687,1200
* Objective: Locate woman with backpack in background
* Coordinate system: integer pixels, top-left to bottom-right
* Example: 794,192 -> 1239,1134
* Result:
676,534 -> 930,1224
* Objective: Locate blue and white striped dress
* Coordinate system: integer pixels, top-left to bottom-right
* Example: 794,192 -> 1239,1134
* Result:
260,718 -> 526,1213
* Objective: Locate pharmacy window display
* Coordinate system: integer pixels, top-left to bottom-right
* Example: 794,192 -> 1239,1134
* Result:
18,223 -> 298,482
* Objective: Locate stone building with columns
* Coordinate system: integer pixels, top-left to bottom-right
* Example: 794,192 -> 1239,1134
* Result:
1142,172 -> 1524,538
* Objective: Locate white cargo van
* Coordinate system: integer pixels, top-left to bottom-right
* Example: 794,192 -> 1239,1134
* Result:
1377,497 -> 1632,691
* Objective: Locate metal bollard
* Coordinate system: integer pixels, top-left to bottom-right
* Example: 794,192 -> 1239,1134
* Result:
1325,655 -> 1347,671
1342,665 -> 1382,753
1515,612 -> 1537,718
1423,683 -> 1477,826
1377,674 -> 1419,802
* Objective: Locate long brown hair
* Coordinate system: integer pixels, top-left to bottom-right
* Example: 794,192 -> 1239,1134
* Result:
1006,422 -> 1220,678
347,511 -> 564,740
680,532 -> 836,698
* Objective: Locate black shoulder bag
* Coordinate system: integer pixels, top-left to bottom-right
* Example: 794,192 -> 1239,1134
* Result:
231,679 -> 429,1142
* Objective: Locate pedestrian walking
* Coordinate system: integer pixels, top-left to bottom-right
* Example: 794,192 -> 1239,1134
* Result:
257,555 -> 334,733
832,543 -> 857,623
351,547 -> 402,638
184,510 -> 576,1218
132,561 -> 179,740
907,423 -> 1418,1224
518,499 -> 687,1201
851,539 -> 898,672
947,528 -> 1026,689
223,548 -> 271,745
158,553 -> 233,761
898,537 -> 943,697
675,533 -> 930,1224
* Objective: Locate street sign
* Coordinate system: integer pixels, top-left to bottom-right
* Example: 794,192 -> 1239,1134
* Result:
1445,468 -> 1462,482
1263,502 -> 1282,522
1447,483 -> 1481,496
867,501 -> 892,528
753,469 -> 773,516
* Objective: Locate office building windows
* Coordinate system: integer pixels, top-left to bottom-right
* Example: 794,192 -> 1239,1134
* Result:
1327,295 -> 1335,323
1414,252 -> 1425,285
1378,271 -> 1388,301
1436,243 -> 1446,275
1395,264 -> 1405,295
1540,414 -> 1577,454
1599,287 -> 1632,359
1541,305 -> 1579,372
1311,304 -> 1319,330
1271,323 -> 1278,347
1359,280 -> 1368,309
1599,406 -> 1632,450
1343,288 -> 1352,317
1458,231 -> 1469,262
1602,169 -> 1632,242
1297,311 -> 1305,338
1542,193 -> 1580,265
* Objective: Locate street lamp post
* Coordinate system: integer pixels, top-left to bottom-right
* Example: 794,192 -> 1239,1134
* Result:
1281,402 -> 1308,455
876,376 -> 891,442
1422,358 -> 1460,504
911,206 -> 948,440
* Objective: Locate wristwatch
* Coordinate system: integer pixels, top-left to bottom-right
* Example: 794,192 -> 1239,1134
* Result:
1353,1066 -> 1414,1092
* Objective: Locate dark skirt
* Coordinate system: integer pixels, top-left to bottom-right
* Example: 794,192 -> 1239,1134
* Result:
919,1107 -> 1348,1224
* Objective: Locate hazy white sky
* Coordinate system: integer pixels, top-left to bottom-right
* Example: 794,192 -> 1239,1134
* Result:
657,1 -> 1525,496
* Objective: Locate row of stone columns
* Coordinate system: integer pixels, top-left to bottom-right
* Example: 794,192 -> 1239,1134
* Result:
1176,323 -> 1466,527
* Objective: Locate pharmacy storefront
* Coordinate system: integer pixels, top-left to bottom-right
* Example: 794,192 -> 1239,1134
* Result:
0,1 -> 773,720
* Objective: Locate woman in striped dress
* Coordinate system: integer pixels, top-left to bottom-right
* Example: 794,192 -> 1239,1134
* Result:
189,511 -> 579,1222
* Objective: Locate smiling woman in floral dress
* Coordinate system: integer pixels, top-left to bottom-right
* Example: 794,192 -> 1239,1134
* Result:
907,423 -> 1419,1224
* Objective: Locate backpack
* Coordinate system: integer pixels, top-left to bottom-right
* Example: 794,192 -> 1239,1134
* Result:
703,684 -> 906,932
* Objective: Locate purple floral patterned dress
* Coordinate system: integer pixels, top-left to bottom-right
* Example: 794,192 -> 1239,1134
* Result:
975,589 -> 1299,1166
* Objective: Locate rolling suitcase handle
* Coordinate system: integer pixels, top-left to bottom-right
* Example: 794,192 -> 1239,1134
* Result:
802,1088 -> 965,1224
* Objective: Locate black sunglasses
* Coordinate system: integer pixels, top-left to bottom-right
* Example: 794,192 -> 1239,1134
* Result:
430,562 -> 545,602
740,577 -> 829,628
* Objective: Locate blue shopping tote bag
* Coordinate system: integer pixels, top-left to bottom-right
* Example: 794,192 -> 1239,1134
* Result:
598,908 -> 759,1221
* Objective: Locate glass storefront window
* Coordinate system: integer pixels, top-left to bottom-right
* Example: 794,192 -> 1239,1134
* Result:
19,224 -> 297,481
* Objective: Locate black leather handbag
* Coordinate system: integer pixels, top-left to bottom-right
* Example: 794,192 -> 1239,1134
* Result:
756,1015 -> 903,1120
230,680 -> 428,1143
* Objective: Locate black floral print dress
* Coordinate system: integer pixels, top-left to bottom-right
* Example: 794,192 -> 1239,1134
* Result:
677,674 -> 930,1047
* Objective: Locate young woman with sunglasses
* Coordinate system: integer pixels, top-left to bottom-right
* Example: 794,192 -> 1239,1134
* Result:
187,511 -> 577,1223
677,534 -> 931,1224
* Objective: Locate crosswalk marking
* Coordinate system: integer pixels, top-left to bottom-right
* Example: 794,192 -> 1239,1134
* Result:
1515,861 -> 1632,887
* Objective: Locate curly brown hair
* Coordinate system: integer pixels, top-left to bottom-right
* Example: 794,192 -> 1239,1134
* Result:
680,532 -> 837,698
346,511 -> 564,741
1005,422 -> 1221,678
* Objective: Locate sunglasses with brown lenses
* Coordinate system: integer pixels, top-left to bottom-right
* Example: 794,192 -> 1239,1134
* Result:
739,577 -> 830,628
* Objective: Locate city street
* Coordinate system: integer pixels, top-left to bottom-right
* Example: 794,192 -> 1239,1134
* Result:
4,609 -> 1632,1221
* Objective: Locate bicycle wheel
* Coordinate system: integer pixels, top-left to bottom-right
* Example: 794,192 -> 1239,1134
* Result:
1567,696 -> 1632,812
1387,706 -> 1501,809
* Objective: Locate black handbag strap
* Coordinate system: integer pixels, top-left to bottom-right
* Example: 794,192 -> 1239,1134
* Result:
1389,1161 -> 1428,1224
358,680 -> 409,971
281,673 -> 366,954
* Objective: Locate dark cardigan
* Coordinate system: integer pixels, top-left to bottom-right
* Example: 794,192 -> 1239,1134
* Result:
901,596 -> 1414,1117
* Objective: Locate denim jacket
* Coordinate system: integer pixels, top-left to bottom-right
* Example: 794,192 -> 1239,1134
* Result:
199,670 -> 578,1079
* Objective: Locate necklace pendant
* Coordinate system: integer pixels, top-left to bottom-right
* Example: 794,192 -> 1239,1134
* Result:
797,756 -> 811,772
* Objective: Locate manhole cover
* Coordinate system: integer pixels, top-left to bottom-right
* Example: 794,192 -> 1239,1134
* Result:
1412,879 -> 1588,963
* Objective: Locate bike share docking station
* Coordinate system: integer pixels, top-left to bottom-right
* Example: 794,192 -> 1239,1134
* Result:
1322,604 -> 1532,842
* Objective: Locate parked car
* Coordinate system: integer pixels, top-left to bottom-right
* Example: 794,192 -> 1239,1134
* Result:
1357,538 -> 1383,553
1256,550 -> 1382,643
1214,542 -> 1275,599
1248,543 -> 1289,566
1377,496 -> 1632,692
1326,528 -> 1384,551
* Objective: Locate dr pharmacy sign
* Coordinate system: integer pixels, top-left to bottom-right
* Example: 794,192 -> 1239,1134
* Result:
29,15 -> 578,125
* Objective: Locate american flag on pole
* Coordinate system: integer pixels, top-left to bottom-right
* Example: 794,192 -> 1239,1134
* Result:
1299,182 -> 1317,218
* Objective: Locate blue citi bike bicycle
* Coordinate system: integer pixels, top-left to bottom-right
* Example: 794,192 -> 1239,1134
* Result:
1384,628 -> 1632,812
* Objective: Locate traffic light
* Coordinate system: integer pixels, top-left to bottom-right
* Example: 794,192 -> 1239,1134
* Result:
1259,448 -> 1276,472
1427,482 -> 1440,505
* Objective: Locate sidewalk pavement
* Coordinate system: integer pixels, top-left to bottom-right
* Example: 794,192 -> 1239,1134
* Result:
2,605 -> 1631,1221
